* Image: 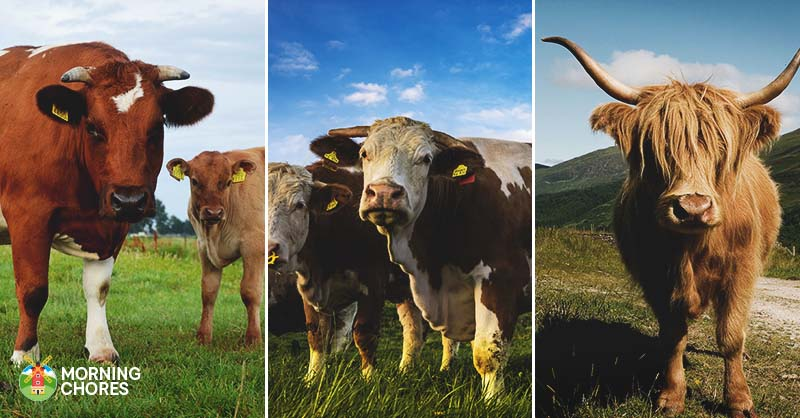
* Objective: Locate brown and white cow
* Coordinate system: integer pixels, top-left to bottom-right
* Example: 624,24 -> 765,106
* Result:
0,43 -> 213,365
167,147 -> 265,345
545,37 -> 800,417
312,117 -> 532,398
268,162 -> 458,381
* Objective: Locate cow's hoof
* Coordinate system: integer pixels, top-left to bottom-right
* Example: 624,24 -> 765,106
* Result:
9,344 -> 40,367
729,408 -> 757,418
196,331 -> 213,345
244,333 -> 262,346
362,364 -> 375,380
656,393 -> 685,416
87,347 -> 119,365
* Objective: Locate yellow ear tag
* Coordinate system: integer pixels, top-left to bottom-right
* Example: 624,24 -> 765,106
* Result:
267,251 -> 279,265
172,165 -> 185,181
452,164 -> 468,177
324,151 -> 340,164
326,198 -> 338,211
51,104 -> 69,122
231,168 -> 247,183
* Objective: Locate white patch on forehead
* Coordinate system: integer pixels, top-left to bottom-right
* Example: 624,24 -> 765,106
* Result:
463,137 -> 531,198
111,73 -> 144,113
28,44 -> 73,57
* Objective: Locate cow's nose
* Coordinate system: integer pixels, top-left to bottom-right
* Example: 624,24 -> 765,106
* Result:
110,191 -> 148,214
202,207 -> 225,221
268,241 -> 279,255
674,194 -> 713,222
365,183 -> 405,207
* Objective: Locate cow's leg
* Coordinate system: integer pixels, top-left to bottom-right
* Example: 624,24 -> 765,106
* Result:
197,253 -> 222,345
353,289 -> 382,379
715,289 -> 756,417
397,299 -> 425,372
8,227 -> 51,366
83,257 -> 118,363
303,301 -> 332,384
331,301 -> 357,353
440,335 -> 459,372
241,253 -> 264,345
472,279 -> 514,399
655,311 -> 689,414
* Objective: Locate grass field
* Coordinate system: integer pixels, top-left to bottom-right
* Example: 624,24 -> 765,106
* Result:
268,305 -> 532,417
0,237 -> 265,417
535,228 -> 800,417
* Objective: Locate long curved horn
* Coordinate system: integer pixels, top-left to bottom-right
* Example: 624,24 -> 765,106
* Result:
328,126 -> 369,137
61,67 -> 93,83
542,36 -> 642,105
735,49 -> 800,108
157,65 -> 190,81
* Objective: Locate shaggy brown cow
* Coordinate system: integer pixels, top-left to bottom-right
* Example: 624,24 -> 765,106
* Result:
312,118 -> 532,398
0,43 -> 213,365
545,36 -> 800,417
268,162 -> 458,381
167,147 -> 265,345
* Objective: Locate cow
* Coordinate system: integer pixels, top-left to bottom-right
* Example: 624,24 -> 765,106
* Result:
267,162 -> 458,381
310,117 -> 532,398
0,42 -> 213,365
166,147 -> 265,345
544,36 -> 800,417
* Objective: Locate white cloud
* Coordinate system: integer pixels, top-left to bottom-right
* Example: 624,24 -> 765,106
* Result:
477,23 -> 496,43
327,40 -> 346,49
458,103 -> 532,142
344,82 -> 388,106
399,83 -> 425,103
270,134 -> 315,164
272,42 -> 318,74
553,49 -> 800,127
391,64 -> 423,78
334,67 -> 351,81
503,13 -> 531,41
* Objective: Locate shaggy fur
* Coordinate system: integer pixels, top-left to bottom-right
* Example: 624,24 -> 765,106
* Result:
592,81 -> 782,416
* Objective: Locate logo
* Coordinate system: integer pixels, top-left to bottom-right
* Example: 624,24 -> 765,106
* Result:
19,355 -> 57,401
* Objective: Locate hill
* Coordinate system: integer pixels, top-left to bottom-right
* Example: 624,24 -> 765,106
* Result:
536,128 -> 800,245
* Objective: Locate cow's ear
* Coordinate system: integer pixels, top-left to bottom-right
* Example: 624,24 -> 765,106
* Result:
233,159 -> 258,174
161,87 -> 214,127
429,146 -> 485,180
745,105 -> 781,151
166,158 -> 190,181
36,85 -> 87,125
309,182 -> 352,215
309,135 -> 361,167
590,102 -> 636,157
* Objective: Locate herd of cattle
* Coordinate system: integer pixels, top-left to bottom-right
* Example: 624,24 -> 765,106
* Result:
0,43 -> 264,366
268,117 -> 533,397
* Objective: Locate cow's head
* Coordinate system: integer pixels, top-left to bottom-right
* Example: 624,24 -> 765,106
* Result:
167,151 -> 257,226
266,163 -> 352,273
545,37 -> 800,234
310,117 -> 484,234
36,61 -> 214,222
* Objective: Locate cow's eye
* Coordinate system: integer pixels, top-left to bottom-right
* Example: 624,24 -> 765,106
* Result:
360,149 -> 368,160
294,202 -> 306,211
419,154 -> 432,165
191,178 -> 199,187
86,123 -> 106,142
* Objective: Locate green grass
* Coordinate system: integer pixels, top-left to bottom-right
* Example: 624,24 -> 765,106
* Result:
0,237 -> 264,417
536,228 -> 800,417
268,305 -> 532,417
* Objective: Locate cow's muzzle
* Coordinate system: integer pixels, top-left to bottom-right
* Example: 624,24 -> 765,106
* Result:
661,193 -> 720,232
361,181 -> 409,228
106,186 -> 153,222
200,206 -> 225,225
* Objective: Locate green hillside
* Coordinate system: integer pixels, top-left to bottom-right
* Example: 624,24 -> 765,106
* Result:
536,128 -> 800,246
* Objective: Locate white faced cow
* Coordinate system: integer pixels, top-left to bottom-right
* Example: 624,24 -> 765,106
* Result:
311,117 -> 532,398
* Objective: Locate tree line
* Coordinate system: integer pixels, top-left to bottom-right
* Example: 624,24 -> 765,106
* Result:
128,198 -> 194,235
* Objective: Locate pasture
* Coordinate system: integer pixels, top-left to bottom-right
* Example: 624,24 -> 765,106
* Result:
268,307 -> 532,417
0,237 -> 264,417
536,228 -> 800,417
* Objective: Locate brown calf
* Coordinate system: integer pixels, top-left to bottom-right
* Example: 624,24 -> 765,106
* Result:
167,147 -> 265,345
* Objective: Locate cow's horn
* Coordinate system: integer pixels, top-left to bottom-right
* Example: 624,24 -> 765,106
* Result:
543,36 -> 641,105
61,67 -> 93,83
328,126 -> 370,137
736,49 -> 800,108
432,131 -> 462,148
157,65 -> 190,81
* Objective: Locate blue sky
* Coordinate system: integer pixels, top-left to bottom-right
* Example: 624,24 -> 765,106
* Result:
1,0 -> 264,217
537,0 -> 800,165
268,0 -> 532,164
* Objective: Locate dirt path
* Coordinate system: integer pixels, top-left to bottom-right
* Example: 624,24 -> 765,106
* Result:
750,277 -> 800,343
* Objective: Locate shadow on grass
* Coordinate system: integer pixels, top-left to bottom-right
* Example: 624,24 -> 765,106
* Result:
535,316 -> 663,417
